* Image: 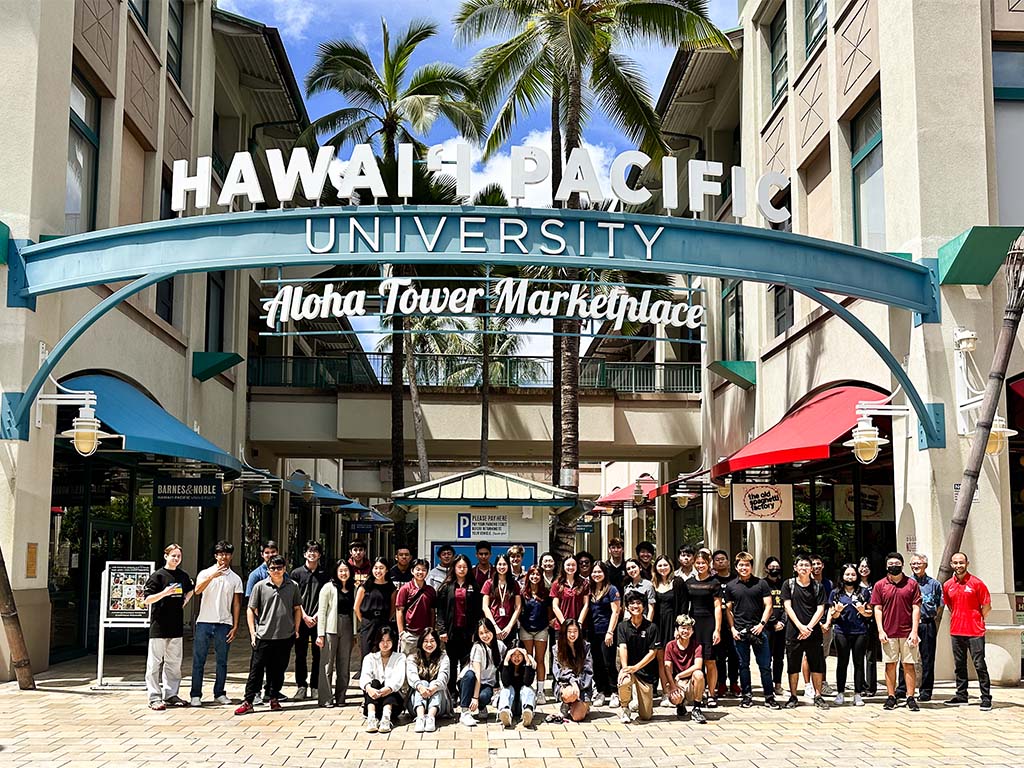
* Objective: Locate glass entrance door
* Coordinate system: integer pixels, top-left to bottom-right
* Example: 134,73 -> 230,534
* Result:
86,521 -> 132,649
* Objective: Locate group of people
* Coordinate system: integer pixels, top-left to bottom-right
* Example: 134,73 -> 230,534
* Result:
142,536 -> 996,730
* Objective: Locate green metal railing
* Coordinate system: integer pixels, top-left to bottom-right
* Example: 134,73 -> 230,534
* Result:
249,354 -> 701,394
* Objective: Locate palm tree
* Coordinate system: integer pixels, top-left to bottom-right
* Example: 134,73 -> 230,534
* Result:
301,18 -> 485,499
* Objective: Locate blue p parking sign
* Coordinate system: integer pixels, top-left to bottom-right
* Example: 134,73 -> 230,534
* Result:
457,512 -> 472,540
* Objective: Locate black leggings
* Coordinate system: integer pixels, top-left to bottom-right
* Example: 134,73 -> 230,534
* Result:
589,628 -> 616,696
833,632 -> 867,694
768,625 -> 786,685
445,626 -> 473,693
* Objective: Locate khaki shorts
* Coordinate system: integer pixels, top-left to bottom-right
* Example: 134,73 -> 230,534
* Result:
881,637 -> 921,665
669,678 -> 698,706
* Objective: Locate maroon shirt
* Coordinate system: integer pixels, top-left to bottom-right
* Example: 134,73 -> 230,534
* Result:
870,574 -> 921,639
395,580 -> 436,634
473,565 -> 493,589
482,578 -> 520,629
551,578 -> 591,627
665,638 -> 702,675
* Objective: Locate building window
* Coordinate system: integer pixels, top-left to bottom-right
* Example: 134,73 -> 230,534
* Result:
128,0 -> 148,30
167,0 -> 184,85
994,49 -> 1024,225
852,95 -> 884,251
205,271 -> 226,352
772,285 -> 794,337
66,74 -> 99,235
722,279 -> 743,361
154,182 -> 176,323
805,0 -> 826,55
770,7 -> 788,104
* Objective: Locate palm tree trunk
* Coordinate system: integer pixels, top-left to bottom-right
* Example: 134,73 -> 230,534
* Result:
481,314 -> 491,466
405,343 -> 429,484
937,243 -> 1024,581
550,86 -> 564,487
0,543 -> 35,689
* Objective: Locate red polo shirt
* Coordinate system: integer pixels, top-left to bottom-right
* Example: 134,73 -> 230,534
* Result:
943,573 -> 991,638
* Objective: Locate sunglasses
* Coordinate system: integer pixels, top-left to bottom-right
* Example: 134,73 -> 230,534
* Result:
268,566 -> 285,572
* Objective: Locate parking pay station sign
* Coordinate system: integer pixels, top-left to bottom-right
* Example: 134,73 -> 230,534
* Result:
457,512 -> 510,540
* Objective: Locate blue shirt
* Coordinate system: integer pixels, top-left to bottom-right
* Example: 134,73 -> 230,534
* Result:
828,586 -> 872,635
588,584 -> 621,635
246,564 -> 268,597
915,574 -> 944,621
520,591 -> 550,632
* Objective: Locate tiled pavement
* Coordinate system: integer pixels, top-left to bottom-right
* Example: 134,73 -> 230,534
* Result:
1,642 -> 1023,768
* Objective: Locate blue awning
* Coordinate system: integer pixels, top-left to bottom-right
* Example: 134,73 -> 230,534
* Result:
62,374 -> 242,475
286,471 -> 362,507
357,508 -> 392,523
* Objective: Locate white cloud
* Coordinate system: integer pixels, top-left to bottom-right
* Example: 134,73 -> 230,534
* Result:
216,0 -> 317,41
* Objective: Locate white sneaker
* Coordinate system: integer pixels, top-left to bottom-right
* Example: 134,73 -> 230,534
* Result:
190,697 -> 202,707
536,689 -> 546,705
460,712 -> 477,727
296,686 -> 308,700
499,709 -> 512,728
804,682 -> 815,700
822,682 -> 834,696
365,716 -> 378,733
774,683 -> 784,696
424,714 -> 436,732
378,717 -> 392,733
834,694 -> 845,706
522,707 -> 534,728
854,694 -> 865,707
214,695 -> 232,705
609,694 -> 619,708
593,693 -> 606,707
414,715 -> 426,733
253,694 -> 263,706
660,695 -> 674,708
619,709 -> 632,723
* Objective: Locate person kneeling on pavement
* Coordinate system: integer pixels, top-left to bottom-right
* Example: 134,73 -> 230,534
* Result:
551,618 -> 593,722
664,615 -> 707,723
615,591 -> 661,723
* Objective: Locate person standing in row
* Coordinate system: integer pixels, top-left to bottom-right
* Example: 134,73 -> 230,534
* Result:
724,551 -> 777,709
806,555 -> 834,698
897,553 -> 943,702
823,563 -> 872,706
482,553 -> 522,644
664,615 -> 706,723
763,557 -> 787,696
473,541 -> 493,588
635,541 -> 656,581
858,557 -> 879,696
623,559 -> 655,620
943,552 -> 992,710
675,545 -> 695,580
615,591 -> 660,723
190,540 -> 242,707
781,555 -> 828,709
551,554 -> 590,630
497,645 -> 537,728
539,552 -> 558,590
355,557 -> 397,658
507,544 -> 527,586
871,552 -> 921,712
437,555 -> 481,691
605,538 -> 627,589
712,549 -> 740,698
235,555 -> 301,715
245,540 -> 279,598
315,560 -> 354,708
427,544 -> 455,591
396,558 -> 436,656
291,540 -> 328,700
407,628 -> 452,732
144,543 -> 195,710
686,550 -> 722,707
359,626 -> 406,733
652,555 -> 688,707
518,566 -> 551,704
347,539 -> 372,590
388,546 -> 413,588
575,551 -> 594,580
586,560 -> 621,708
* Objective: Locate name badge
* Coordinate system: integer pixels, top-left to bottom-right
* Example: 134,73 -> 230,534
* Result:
499,607 -> 507,617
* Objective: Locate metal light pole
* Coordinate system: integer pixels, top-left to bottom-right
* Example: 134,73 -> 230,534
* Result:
938,234 -> 1024,583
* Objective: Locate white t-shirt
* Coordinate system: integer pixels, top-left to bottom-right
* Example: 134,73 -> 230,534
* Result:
195,565 -> 243,625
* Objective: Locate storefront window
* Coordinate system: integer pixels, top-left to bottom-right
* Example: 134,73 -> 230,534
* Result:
852,95 -> 885,251
66,74 -> 99,235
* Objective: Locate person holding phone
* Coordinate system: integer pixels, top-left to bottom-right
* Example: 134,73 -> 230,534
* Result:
143,543 -> 194,711
822,563 -> 872,706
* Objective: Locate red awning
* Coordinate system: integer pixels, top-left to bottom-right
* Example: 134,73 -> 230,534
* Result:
596,475 -> 658,505
711,385 -> 887,481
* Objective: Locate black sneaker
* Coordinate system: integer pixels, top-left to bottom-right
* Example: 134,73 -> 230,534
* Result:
784,695 -> 799,709
765,697 -> 781,710
906,697 -> 919,712
690,706 -> 707,724
676,704 -> 689,720
944,695 -> 969,706
813,695 -> 829,710
918,692 -> 931,702
980,698 -> 993,711
740,694 -> 754,708
883,696 -> 897,710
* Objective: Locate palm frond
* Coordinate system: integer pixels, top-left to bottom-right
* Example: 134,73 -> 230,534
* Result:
590,50 -> 666,157
614,0 -> 736,53
387,18 -> 440,96
453,0 -> 545,45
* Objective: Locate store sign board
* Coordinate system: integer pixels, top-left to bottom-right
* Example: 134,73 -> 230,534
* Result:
154,478 -> 223,507
834,484 -> 896,522
731,483 -> 794,522
456,512 -> 509,540
103,561 -> 154,623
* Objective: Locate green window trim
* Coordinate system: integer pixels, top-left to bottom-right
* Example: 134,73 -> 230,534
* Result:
68,71 -> 100,235
995,86 -> 1024,101
167,0 -> 184,85
851,97 -> 884,250
805,0 -> 827,57
770,7 -> 788,104
850,129 -> 882,169
128,0 -> 148,30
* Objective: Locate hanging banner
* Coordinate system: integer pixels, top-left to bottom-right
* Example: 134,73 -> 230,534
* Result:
834,484 -> 896,522
731,483 -> 794,522
154,477 -> 223,507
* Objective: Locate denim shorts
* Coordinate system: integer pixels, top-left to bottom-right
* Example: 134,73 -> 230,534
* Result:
519,626 -> 549,644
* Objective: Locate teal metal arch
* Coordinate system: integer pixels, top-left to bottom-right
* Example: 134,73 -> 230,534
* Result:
1,205 -> 944,447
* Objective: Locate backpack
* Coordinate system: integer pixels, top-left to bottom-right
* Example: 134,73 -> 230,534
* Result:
787,577 -> 823,601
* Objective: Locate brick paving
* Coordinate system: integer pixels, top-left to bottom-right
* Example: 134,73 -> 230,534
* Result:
1,640 -> 1022,768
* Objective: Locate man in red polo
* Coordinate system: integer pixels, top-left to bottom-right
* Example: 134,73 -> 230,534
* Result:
942,552 -> 992,711
870,552 -> 921,712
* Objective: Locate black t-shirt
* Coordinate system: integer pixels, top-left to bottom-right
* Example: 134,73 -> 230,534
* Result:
290,564 -> 329,615
144,567 -> 194,639
780,578 -> 826,640
389,565 -> 413,589
615,617 -> 661,683
724,576 -> 771,629
604,559 -> 627,589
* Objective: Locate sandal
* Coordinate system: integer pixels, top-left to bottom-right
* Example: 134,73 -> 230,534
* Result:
545,714 -> 565,724
165,696 -> 189,707
148,701 -> 167,711
706,697 -> 718,708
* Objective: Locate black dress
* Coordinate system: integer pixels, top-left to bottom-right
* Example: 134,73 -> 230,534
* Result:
358,580 -> 396,657
685,575 -> 721,657
653,577 -> 689,646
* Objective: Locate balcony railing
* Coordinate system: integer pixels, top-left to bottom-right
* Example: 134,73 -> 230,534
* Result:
249,355 -> 701,394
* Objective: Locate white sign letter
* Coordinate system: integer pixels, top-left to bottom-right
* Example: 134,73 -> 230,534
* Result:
687,159 -> 722,214
510,146 -> 551,200
610,150 -> 651,205
172,157 -> 212,211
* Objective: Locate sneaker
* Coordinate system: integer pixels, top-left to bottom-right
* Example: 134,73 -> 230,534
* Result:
813,695 -> 829,710
478,705 -> 489,721
774,683 -> 784,696
609,694 -> 619,708
190,696 -> 202,707
740,694 -> 753,708
854,694 -> 865,707
593,693 -> 606,707
522,707 -> 534,728
765,697 -> 781,710
253,694 -> 263,706
214,695 -> 232,705
833,693 -> 845,706
365,716 -> 379,732
690,706 -> 707,724
660,695 -> 674,708
460,712 -> 477,727
499,709 -> 512,728
821,681 -> 834,696
378,717 -> 392,733
784,695 -> 799,709
715,683 -> 727,698
277,692 -> 289,701
906,697 -> 919,712
296,686 -> 308,700
148,700 -> 167,711
269,699 -> 282,712
165,696 -> 189,708
536,689 -> 547,705
233,701 -> 253,716
980,698 -> 993,711
919,692 -> 932,702
944,695 -> 969,706
425,714 -> 437,731
804,682 -> 814,700
619,709 -> 632,724
560,702 -> 571,718
676,704 -> 689,720
415,715 -> 426,733
883,696 -> 896,710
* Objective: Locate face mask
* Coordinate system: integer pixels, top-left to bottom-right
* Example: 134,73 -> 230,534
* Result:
844,578 -> 858,585
887,565 -> 903,575
767,569 -> 781,577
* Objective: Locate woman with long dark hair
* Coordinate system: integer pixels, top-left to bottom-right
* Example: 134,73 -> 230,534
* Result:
551,619 -> 593,722
587,560 -> 621,707
436,554 -> 481,692
823,563 -> 873,706
551,554 -> 590,630
354,557 -> 396,658
653,554 -> 689,707
685,550 -> 723,707
482,553 -> 522,643
457,619 -> 506,727
519,565 -> 551,704
358,625 -> 406,733
315,559 -> 354,707
407,627 -> 451,732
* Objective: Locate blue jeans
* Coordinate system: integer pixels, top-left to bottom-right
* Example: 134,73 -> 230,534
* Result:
458,670 -> 495,709
498,684 -> 536,718
190,622 -> 231,698
734,631 -> 774,698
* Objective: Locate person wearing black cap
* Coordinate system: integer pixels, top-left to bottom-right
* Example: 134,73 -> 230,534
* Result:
615,590 -> 661,723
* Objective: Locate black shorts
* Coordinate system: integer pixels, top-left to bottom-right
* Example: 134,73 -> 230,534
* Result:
785,634 -> 825,675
